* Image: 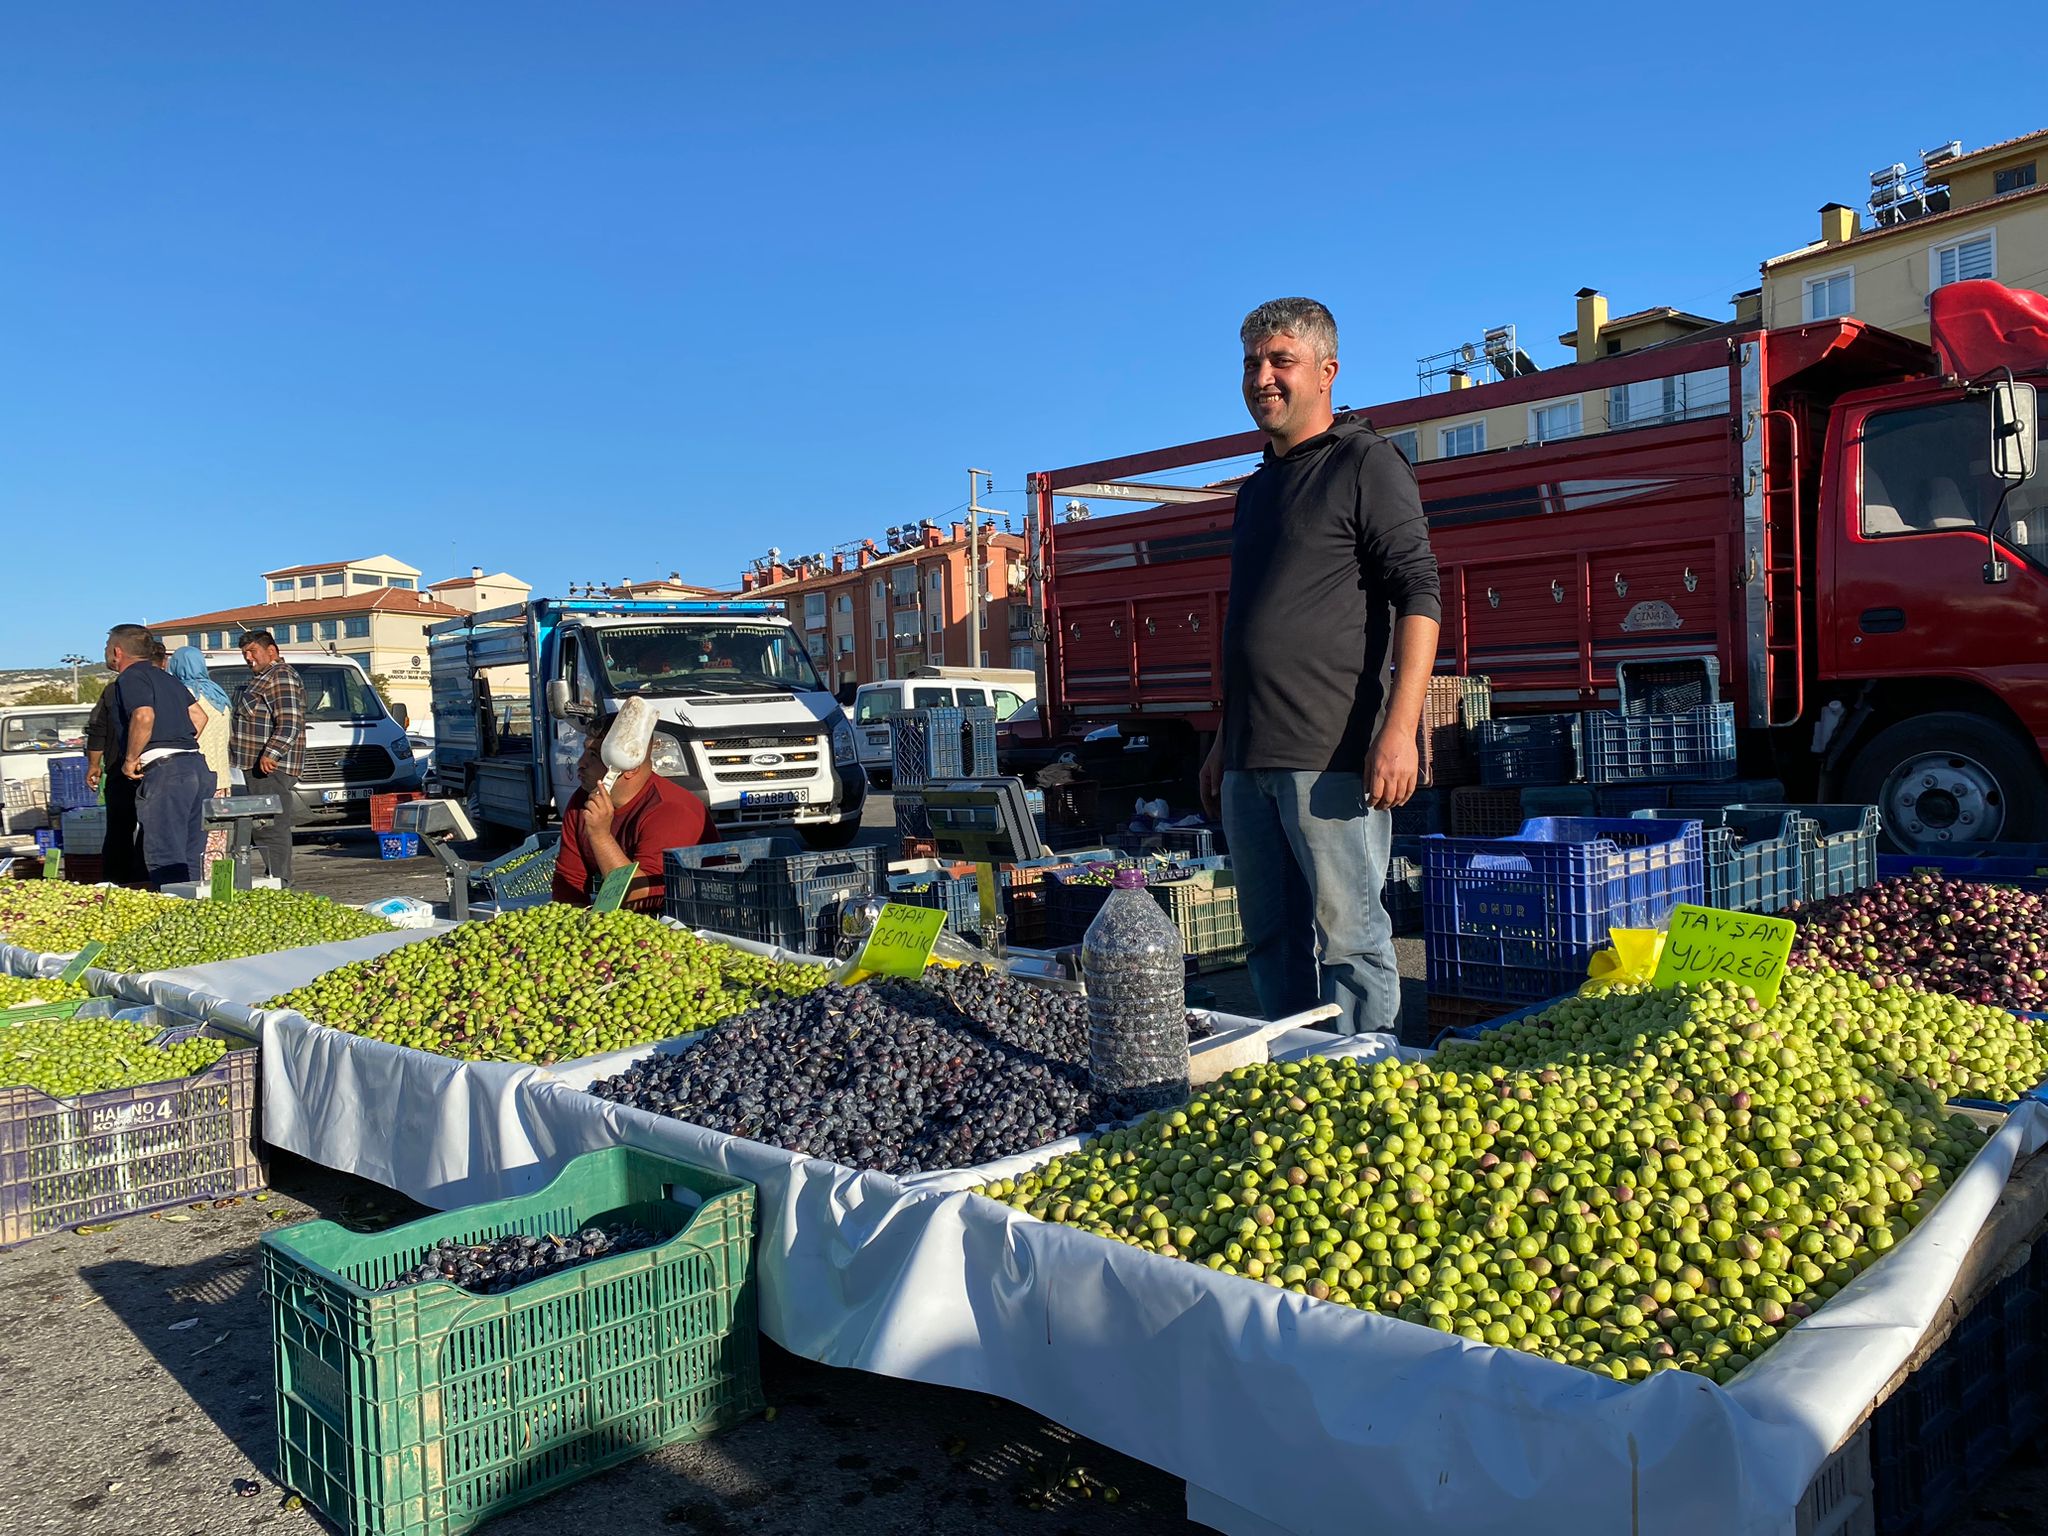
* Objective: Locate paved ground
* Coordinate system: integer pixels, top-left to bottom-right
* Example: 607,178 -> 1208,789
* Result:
5,794 -> 2045,1534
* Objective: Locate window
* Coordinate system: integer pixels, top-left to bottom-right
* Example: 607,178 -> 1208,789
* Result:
835,593 -> 852,614
295,623 -> 313,643
1859,397 -> 2047,567
992,688 -> 1025,721
385,576 -> 414,590
872,578 -> 885,604
1009,645 -> 1035,670
1803,269 -> 1854,321
836,633 -> 853,654
322,572 -> 343,587
928,612 -> 942,634
1932,233 -> 1995,290
954,687 -> 988,707
803,593 -> 826,628
1439,421 -> 1486,458
1528,400 -> 1582,444
351,572 -> 379,586
1384,429 -> 1419,463
343,616 -> 369,639
319,620 -> 339,641
270,579 -> 293,594
979,607 -> 988,629
928,569 -> 943,594
911,687 -> 951,708
299,577 -> 316,589
1995,163 -> 2037,196
873,617 -> 885,640
1608,367 -> 1730,428
2,710 -> 88,754
891,566 -> 916,598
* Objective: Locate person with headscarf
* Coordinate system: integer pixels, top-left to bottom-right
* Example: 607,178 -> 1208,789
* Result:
169,646 -> 233,870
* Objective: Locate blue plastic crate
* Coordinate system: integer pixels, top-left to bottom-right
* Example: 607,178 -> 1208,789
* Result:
1449,786 -> 1527,838
1872,1348 -> 1965,1536
1669,777 -> 1786,809
1422,817 -> 1704,1005
1475,715 -> 1581,787
1615,656 -> 1720,716
46,755 -> 94,812
1519,786 -> 1596,818
1735,804 -> 1882,902
664,837 -> 883,954
1384,855 -> 1423,935
1877,842 -> 2048,891
1161,825 -> 1225,860
32,828 -> 56,852
375,831 -> 419,860
1594,783 -> 1671,815
1631,808 -> 1805,914
1432,991 -> 1569,1045
1580,704 -> 1737,784
894,790 -> 931,841
891,708 -> 997,789
1392,788 -> 1445,837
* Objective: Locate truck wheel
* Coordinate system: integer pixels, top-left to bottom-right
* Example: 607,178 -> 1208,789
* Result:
1842,711 -> 2048,851
798,819 -> 862,851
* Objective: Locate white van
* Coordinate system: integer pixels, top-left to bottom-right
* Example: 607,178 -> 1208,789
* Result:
0,705 -> 90,833
208,651 -> 424,818
852,669 -> 1035,785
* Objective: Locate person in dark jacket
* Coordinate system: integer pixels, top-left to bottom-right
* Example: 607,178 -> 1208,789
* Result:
84,662 -> 142,884
1199,298 -> 1442,1035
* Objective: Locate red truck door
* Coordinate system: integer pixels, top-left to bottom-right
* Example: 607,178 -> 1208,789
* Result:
1826,389 -> 2048,842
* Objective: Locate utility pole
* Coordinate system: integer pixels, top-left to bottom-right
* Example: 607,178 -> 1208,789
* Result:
60,654 -> 89,702
967,468 -> 994,667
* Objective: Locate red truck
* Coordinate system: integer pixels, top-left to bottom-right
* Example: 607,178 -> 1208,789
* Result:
1023,281 -> 2048,850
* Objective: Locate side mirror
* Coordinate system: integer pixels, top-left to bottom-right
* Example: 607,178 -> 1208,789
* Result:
545,679 -> 575,719
389,702 -> 410,728
1992,380 -> 2038,483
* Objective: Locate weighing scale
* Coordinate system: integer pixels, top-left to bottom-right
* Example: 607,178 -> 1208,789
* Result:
202,794 -> 285,887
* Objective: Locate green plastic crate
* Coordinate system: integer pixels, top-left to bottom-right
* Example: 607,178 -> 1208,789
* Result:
263,1146 -> 762,1536
1151,869 -> 1247,970
0,998 -> 89,1026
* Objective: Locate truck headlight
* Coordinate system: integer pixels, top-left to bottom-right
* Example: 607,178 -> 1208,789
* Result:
831,718 -> 858,765
649,734 -> 686,776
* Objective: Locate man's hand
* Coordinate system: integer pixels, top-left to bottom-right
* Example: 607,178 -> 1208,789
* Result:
122,757 -> 145,782
1364,728 -> 1419,811
583,781 -> 616,839
86,762 -> 102,792
1198,736 -> 1226,818
257,754 -> 279,776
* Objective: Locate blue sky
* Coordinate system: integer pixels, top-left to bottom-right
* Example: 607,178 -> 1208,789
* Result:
0,1 -> 2019,666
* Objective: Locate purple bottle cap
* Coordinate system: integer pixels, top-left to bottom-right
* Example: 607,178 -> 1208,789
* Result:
1111,867 -> 1147,890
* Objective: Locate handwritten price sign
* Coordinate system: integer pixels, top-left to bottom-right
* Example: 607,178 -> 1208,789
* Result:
855,902 -> 947,978
1649,904 -> 1797,1005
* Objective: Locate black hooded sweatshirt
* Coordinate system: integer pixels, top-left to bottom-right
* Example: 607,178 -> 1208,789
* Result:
1221,420 -> 1442,773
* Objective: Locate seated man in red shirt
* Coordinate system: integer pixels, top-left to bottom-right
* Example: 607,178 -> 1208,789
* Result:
551,712 -> 717,912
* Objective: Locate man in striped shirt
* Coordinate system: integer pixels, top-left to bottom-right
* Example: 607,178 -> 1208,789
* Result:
231,630 -> 306,884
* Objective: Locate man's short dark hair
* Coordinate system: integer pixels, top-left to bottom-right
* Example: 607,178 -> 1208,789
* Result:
107,623 -> 153,659
241,629 -> 278,650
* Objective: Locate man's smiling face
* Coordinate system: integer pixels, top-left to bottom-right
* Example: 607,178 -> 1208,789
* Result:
1242,329 -> 1338,446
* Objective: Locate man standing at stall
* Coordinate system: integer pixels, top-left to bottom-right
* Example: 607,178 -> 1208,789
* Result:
104,623 -> 212,888
230,629 -> 306,885
1199,298 -> 1442,1035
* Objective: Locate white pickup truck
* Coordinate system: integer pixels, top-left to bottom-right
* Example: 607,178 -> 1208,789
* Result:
427,598 -> 867,848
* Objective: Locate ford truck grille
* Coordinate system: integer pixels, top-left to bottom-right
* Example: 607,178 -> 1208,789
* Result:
301,745 -> 396,783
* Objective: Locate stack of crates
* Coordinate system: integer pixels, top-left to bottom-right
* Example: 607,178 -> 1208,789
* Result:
1423,817 -> 1704,1006
1150,866 -> 1247,970
1449,786 -> 1526,838
1631,806 -> 1805,914
47,755 -> 95,812
1582,657 -> 1737,784
891,707 -> 997,790
1416,674 -> 1492,788
664,836 -> 884,954
59,804 -> 107,855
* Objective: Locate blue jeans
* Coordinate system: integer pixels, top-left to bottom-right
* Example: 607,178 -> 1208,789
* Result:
1221,769 -> 1397,1035
135,752 -> 214,888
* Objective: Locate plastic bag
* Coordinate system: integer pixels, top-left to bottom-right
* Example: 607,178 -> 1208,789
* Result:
1583,926 -> 1664,988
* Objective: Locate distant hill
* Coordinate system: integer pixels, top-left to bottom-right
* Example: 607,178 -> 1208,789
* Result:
0,667 -> 109,706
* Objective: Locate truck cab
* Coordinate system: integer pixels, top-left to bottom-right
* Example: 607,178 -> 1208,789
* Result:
430,599 -> 866,849
0,704 -> 90,832
208,651 -> 423,817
